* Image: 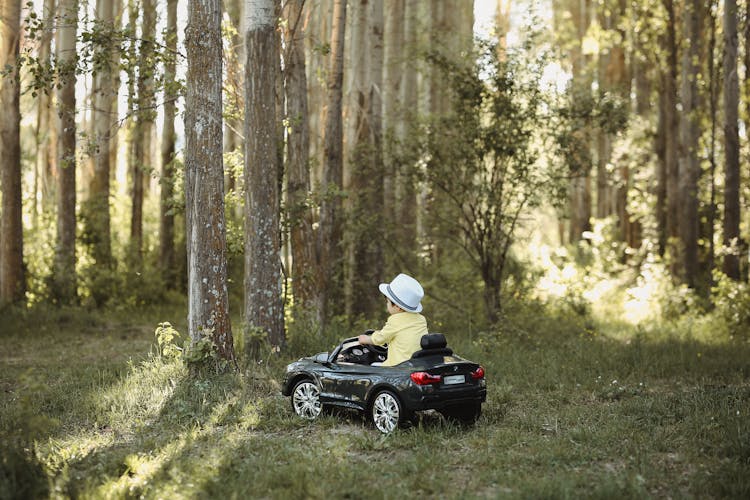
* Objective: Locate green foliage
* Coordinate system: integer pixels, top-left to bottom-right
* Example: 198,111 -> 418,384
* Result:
420,37 -> 564,322
712,271 -> 750,339
182,328 -> 230,374
154,322 -> 183,360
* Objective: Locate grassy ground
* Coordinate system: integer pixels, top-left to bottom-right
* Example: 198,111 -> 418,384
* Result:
1,303 -> 749,499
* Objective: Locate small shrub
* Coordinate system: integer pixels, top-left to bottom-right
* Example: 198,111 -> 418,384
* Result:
712,271 -> 750,339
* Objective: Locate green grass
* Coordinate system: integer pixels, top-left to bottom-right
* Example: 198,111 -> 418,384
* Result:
1,303 -> 749,499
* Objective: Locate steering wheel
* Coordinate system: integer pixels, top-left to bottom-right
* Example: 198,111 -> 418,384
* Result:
362,342 -> 387,363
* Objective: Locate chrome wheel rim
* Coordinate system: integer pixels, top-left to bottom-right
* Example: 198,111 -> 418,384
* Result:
292,381 -> 322,419
372,392 -> 400,433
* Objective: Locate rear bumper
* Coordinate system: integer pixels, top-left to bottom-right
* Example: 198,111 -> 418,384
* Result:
403,385 -> 487,412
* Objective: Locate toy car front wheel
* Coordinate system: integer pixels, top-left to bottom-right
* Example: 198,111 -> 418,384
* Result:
291,379 -> 322,420
371,390 -> 404,433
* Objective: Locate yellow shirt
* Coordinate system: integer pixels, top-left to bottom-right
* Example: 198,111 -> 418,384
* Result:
371,312 -> 427,366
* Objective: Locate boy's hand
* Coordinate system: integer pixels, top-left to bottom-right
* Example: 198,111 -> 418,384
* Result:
358,334 -> 373,345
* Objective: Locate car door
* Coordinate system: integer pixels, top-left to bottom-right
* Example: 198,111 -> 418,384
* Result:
320,362 -> 381,408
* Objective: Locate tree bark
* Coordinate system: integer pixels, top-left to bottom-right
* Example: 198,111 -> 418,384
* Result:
53,0 -> 78,305
185,0 -> 235,362
131,1 -> 156,255
84,0 -> 116,273
244,0 -> 285,348
382,0 -> 403,232
679,0 -> 703,287
723,0 -> 741,279
160,0 -> 178,286
663,0 -> 681,276
0,0 -> 25,305
284,0 -> 319,316
35,0 -> 57,218
318,0 -> 347,324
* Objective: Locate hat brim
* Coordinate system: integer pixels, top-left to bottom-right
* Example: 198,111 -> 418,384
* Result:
379,283 -> 423,313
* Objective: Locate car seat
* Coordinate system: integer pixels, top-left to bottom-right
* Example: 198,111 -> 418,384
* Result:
411,333 -> 453,358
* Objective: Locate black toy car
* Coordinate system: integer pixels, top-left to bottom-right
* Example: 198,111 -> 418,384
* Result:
282,333 -> 487,433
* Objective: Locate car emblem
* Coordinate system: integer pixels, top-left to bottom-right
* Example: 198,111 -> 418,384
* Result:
453,366 -> 458,372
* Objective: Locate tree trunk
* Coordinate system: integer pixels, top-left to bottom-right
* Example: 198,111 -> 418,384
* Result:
396,0 -> 418,266
723,0 -> 741,279
284,0 -> 319,315
656,72 -> 668,257
0,0 -> 25,305
84,0 -> 116,273
663,0 -> 682,277
185,0 -> 235,362
53,0 -> 78,305
131,1 -> 156,255
346,0 -> 385,319
35,0 -> 57,218
382,0 -> 403,234
678,0 -> 703,287
244,0 -> 285,349
319,0 -> 347,324
160,0 -> 178,286
567,0 -> 592,244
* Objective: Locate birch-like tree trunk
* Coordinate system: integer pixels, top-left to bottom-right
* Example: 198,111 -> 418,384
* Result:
185,0 -> 235,361
0,0 -> 25,305
53,0 -> 78,304
160,0 -> 178,286
319,0 -> 347,323
244,0 -> 285,348
723,0 -> 741,280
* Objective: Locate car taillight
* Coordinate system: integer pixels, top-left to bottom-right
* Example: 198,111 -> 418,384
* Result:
471,366 -> 485,380
410,372 -> 442,385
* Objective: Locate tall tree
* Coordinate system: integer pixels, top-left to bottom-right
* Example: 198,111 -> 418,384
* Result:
83,0 -> 117,274
185,0 -> 235,362
566,0 -> 592,243
0,0 -> 25,305
34,0 -> 57,218
395,0 -> 418,267
318,0 -> 347,324
346,0 -> 385,318
723,0 -> 741,279
382,0 -> 403,230
160,0 -> 178,286
679,0 -> 703,286
244,0 -> 285,348
131,1 -> 156,255
284,0 -> 319,315
53,0 -> 78,304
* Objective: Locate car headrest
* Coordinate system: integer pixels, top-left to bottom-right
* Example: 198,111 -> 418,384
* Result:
420,333 -> 447,350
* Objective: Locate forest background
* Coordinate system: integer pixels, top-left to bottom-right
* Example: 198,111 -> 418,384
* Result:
1,0 -> 749,497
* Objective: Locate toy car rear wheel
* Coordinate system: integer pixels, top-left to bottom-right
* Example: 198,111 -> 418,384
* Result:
291,379 -> 322,420
371,390 -> 404,434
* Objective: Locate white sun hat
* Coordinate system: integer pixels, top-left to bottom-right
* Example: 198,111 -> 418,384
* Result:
379,273 -> 424,313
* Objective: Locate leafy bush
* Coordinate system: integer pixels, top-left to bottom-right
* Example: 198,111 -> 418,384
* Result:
712,271 -> 750,339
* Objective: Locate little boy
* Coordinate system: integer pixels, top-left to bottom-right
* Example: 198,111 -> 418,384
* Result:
358,273 -> 427,366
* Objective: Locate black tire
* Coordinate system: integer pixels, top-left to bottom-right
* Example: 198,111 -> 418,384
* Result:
440,402 -> 482,426
370,390 -> 406,433
291,379 -> 322,420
